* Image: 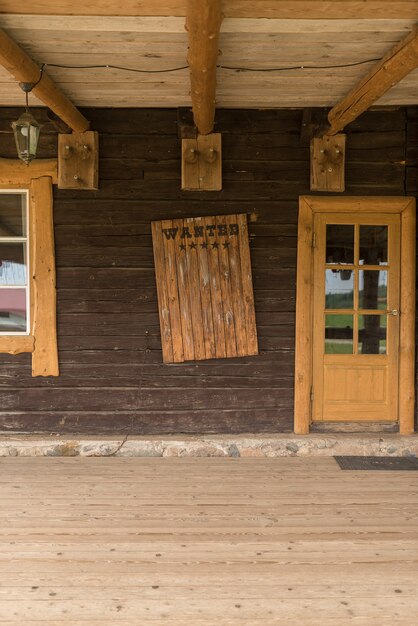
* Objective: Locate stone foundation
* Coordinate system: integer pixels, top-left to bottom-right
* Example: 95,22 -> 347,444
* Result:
0,434 -> 417,457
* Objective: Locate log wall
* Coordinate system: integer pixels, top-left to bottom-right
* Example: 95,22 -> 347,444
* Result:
0,107 -> 413,434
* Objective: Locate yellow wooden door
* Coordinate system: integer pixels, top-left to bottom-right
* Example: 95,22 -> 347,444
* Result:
312,213 -> 400,422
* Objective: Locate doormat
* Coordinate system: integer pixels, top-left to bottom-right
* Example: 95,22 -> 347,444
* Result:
335,456 -> 418,470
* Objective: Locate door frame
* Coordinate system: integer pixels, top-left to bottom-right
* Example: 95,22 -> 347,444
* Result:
294,196 -> 416,435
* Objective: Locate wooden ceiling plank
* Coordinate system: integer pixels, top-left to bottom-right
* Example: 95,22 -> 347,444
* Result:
0,15 -> 187,32
185,0 -> 222,135
0,1 -> 418,19
0,28 -> 89,132
0,15 -> 416,33
327,26 -> 418,135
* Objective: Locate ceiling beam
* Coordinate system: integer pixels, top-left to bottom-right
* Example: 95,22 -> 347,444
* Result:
327,26 -> 418,136
185,0 -> 222,135
0,28 -> 89,132
1,1 -> 418,19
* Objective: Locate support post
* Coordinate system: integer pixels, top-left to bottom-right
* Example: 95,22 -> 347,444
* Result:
185,0 -> 222,136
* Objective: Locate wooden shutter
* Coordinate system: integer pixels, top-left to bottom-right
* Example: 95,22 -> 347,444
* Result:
151,213 -> 258,363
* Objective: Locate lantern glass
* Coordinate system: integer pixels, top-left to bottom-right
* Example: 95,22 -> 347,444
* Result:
11,111 -> 41,164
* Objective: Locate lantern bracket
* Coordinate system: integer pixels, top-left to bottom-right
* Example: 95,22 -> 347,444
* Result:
19,82 -> 35,93
18,65 -> 44,96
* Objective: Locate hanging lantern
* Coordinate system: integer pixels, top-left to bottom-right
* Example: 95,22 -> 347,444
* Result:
11,110 -> 41,164
11,82 -> 42,165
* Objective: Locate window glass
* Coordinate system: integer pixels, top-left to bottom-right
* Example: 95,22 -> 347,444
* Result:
359,315 -> 386,354
0,288 -> 27,332
0,243 -> 27,285
359,270 -> 387,310
0,192 -> 26,237
326,225 -> 354,265
325,269 -> 354,309
359,225 -> 388,265
325,314 -> 353,354
0,192 -> 28,334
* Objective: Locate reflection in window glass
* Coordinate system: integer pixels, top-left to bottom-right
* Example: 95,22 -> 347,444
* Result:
359,270 -> 387,310
359,315 -> 386,354
325,269 -> 354,309
0,243 -> 27,286
359,225 -> 388,265
326,224 -> 354,264
0,288 -> 26,332
0,193 -> 26,237
325,314 -> 353,354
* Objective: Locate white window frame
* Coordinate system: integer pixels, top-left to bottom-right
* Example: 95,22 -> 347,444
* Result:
0,189 -> 30,336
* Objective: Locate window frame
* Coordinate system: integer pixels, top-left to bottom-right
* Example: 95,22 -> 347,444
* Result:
0,173 -> 58,376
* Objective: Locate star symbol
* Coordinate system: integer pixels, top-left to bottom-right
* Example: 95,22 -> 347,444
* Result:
179,243 -> 186,251
189,241 -> 197,249
211,242 -> 219,249
222,241 -> 230,249
200,241 -> 208,249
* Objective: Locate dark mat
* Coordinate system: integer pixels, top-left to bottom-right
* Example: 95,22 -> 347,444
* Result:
335,456 -> 418,470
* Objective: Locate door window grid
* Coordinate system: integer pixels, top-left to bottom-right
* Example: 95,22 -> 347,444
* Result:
324,223 -> 389,355
0,190 -> 29,335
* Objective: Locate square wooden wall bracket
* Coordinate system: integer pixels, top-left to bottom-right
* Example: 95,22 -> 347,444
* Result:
182,133 -> 222,191
310,134 -> 346,192
58,131 -> 99,190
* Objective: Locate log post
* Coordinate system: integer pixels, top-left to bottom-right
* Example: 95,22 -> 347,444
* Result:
185,0 -> 222,135
0,28 -> 89,132
327,26 -> 418,136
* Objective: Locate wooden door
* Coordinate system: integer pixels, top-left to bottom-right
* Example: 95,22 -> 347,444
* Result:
312,213 -> 400,422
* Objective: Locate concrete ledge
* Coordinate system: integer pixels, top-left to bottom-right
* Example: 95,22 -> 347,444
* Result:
0,434 -> 417,458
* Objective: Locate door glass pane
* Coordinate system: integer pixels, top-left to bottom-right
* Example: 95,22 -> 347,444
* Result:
325,269 -> 354,309
359,270 -> 387,310
326,225 -> 354,264
325,314 -> 353,354
0,192 -> 26,237
359,225 -> 388,265
359,315 -> 386,354
0,288 -> 27,332
0,243 -> 27,285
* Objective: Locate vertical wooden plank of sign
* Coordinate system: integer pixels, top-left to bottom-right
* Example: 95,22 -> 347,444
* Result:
30,176 -> 59,376
174,218 -> 195,361
184,217 -> 206,360
226,213 -> 247,356
195,216 -> 216,359
161,219 -> 184,363
237,213 -> 258,355
205,215 -> 227,358
216,215 -> 238,357
151,221 -> 174,363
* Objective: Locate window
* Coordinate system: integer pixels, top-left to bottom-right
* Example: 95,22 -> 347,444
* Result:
0,190 -> 29,335
0,175 -> 58,376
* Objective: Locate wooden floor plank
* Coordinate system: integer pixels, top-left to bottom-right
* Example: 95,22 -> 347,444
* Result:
1,458 -> 417,623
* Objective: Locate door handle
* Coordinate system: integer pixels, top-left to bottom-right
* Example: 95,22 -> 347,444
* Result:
388,309 -> 399,316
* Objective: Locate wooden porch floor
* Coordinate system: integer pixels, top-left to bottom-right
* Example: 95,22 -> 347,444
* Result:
1,457 -> 417,625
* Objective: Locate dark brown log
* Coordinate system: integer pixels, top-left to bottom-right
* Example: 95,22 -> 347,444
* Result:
0,410 -> 293,435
